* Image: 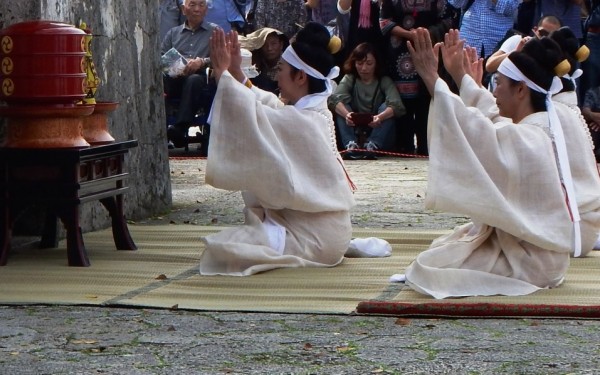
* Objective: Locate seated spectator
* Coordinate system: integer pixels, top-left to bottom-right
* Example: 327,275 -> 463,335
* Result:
582,85 -> 600,162
161,0 -> 217,148
337,0 -> 384,67
239,27 -> 289,94
329,42 -> 405,159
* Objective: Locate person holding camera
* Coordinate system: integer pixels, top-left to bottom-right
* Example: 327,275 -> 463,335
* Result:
329,42 -> 405,159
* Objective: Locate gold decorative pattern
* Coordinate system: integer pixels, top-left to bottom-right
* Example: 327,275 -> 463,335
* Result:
1,56 -> 13,75
1,36 -> 13,54
2,78 -> 14,96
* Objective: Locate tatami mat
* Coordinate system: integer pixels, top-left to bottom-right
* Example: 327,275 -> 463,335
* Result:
2,225 -> 600,317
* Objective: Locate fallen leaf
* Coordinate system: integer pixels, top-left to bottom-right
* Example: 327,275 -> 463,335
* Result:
395,318 -> 411,326
10,352 -> 19,356
167,325 -> 176,332
155,274 -> 168,280
372,369 -> 384,374
72,339 -> 98,345
85,295 -> 98,299
336,346 -> 355,352
303,343 -> 313,350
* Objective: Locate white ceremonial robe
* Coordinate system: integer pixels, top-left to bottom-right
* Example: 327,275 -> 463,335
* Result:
405,77 -> 572,299
199,72 -> 356,276
552,92 -> 600,256
460,77 -> 600,257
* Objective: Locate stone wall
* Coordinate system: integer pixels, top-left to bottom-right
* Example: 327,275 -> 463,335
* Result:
0,0 -> 172,233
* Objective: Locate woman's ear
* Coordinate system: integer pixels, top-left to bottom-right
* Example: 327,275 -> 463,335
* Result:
295,70 -> 308,85
516,81 -> 529,99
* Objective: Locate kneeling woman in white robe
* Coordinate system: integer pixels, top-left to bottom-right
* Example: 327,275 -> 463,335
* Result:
458,28 -> 600,259
198,24 -> 356,276
401,29 -> 576,298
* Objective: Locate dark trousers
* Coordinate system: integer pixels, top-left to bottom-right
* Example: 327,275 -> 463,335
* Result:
163,73 -> 213,129
396,96 -> 430,156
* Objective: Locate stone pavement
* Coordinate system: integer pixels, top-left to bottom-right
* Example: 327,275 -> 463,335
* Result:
2,154 -> 600,375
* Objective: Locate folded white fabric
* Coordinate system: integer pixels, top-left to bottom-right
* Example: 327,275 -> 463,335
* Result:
345,237 -> 392,258
389,274 -> 406,283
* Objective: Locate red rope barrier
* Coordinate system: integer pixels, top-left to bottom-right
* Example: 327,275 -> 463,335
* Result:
168,149 -> 429,160
339,148 -> 429,159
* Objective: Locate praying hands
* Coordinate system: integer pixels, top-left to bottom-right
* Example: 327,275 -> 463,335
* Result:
406,28 -> 440,96
209,28 -> 245,84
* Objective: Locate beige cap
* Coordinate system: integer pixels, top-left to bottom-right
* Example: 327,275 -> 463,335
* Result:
238,27 -> 287,51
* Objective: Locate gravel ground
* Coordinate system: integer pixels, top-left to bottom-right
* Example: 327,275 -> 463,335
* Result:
2,153 -> 600,375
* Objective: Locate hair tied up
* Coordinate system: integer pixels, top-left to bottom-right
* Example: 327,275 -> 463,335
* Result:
575,45 -> 590,62
554,59 -> 571,77
328,35 -> 342,54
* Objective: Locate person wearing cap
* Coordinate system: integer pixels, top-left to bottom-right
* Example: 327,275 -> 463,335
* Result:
238,27 -> 289,94
198,23 -> 356,276
397,28 -> 579,298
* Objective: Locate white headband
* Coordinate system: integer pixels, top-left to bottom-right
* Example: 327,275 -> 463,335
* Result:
497,57 -> 563,96
281,45 -> 339,109
563,68 -> 583,89
498,57 -> 582,256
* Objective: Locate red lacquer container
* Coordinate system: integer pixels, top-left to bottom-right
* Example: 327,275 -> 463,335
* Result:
0,20 -> 88,105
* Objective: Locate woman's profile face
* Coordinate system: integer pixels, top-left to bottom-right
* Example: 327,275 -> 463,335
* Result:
276,59 -> 297,103
262,34 -> 284,63
355,53 -> 376,81
493,73 -> 520,119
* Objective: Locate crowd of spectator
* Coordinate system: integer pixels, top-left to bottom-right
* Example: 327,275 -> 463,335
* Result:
160,0 -> 600,159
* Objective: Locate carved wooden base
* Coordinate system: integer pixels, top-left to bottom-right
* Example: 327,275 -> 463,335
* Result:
0,105 -> 93,148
